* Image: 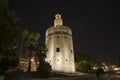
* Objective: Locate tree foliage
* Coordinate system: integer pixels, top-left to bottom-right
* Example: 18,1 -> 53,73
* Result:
19,28 -> 52,76
37,61 -> 52,78
0,48 -> 19,75
0,0 -> 18,52
19,28 -> 29,57
35,41 -> 52,78
75,52 -> 98,72
35,42 -> 47,63
0,0 -> 19,75
21,30 -> 52,76
25,31 -> 40,71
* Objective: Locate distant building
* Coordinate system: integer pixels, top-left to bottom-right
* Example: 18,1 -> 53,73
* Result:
45,14 -> 75,73
20,57 -> 37,71
19,58 -> 29,71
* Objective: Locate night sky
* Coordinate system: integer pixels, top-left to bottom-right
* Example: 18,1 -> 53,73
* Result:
10,0 -> 120,63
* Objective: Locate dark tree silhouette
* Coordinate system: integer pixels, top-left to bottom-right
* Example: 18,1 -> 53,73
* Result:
0,1 -> 19,80
0,0 -> 19,75
35,42 -> 52,78
25,32 -> 40,72
75,52 -> 99,72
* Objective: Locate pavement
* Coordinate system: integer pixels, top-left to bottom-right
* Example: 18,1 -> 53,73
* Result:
28,74 -> 120,80
12,72 -> 120,80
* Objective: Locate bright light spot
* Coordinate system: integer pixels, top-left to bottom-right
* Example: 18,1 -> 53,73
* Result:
31,58 -> 34,62
113,68 -> 120,71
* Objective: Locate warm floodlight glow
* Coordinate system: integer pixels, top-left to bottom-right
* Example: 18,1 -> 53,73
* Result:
114,68 -> 120,71
31,58 -> 34,62
46,14 -> 75,73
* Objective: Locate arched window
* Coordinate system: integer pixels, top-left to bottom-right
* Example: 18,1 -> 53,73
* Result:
71,49 -> 73,53
56,47 -> 60,52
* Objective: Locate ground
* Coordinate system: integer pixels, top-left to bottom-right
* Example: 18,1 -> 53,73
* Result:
29,76 -> 120,80
12,73 -> 120,80
29,75 -> 120,80
0,74 -> 120,80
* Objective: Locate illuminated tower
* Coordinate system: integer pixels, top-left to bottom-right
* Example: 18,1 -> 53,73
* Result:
45,14 -> 75,73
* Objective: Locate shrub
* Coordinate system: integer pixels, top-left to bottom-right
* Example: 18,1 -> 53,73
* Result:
37,61 -> 52,78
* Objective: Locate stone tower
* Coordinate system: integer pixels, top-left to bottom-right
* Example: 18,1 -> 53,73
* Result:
45,14 -> 75,73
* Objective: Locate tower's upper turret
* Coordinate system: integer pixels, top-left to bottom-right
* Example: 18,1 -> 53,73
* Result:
54,14 -> 63,28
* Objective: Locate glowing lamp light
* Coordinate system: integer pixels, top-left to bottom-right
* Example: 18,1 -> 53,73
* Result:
114,68 -> 120,71
31,58 -> 34,62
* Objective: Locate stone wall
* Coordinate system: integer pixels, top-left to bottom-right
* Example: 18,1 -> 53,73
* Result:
46,26 -> 75,73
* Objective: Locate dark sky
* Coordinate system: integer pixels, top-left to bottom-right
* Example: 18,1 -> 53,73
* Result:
10,0 -> 120,63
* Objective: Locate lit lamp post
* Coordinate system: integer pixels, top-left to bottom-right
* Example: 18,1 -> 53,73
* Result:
31,58 -> 36,71
31,58 -> 34,62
